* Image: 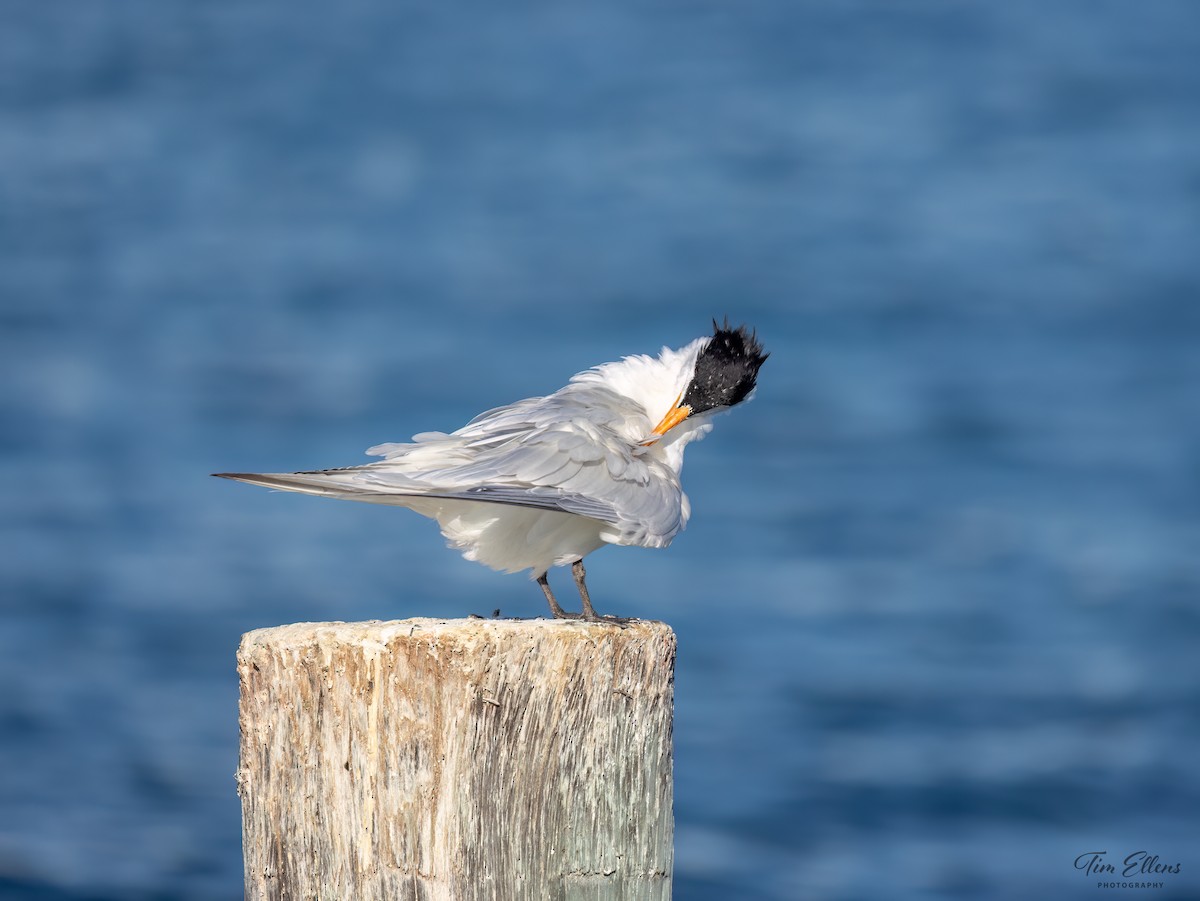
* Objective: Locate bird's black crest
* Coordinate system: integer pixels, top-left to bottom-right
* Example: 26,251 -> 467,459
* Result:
682,319 -> 769,414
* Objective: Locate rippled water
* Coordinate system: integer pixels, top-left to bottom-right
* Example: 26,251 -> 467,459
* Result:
2,2 -> 1199,899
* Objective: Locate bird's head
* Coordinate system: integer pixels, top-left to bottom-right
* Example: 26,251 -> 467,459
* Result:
648,319 -> 768,439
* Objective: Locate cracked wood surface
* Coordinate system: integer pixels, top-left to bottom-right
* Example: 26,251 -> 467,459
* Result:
237,618 -> 675,900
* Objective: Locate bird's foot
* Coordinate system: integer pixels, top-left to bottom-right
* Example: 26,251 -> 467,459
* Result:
592,614 -> 635,629
550,610 -> 633,628
542,566 -> 630,626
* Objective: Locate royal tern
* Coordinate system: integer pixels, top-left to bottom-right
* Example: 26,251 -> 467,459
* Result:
215,320 -> 767,620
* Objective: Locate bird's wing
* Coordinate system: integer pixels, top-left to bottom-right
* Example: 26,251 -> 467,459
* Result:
213,471 -> 624,523
220,384 -> 689,545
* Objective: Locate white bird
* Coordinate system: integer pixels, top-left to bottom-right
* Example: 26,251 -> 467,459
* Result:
215,320 -> 767,620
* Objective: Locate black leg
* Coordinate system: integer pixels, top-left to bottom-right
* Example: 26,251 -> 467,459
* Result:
572,560 -> 599,621
538,573 -> 578,619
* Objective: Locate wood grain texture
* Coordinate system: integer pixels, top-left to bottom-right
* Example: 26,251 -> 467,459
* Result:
237,618 -> 675,900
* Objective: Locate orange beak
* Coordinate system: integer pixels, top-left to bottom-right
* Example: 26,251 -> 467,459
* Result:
649,393 -> 692,437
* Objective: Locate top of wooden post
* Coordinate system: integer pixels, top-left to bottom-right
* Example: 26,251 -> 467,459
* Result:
239,616 -> 675,657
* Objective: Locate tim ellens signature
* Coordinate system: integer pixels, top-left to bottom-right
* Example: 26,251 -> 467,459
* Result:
1075,851 -> 1182,879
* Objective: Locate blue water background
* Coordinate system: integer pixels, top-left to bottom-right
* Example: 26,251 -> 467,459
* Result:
2,2 -> 1199,898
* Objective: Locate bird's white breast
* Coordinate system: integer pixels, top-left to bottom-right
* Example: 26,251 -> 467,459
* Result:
403,497 -> 608,576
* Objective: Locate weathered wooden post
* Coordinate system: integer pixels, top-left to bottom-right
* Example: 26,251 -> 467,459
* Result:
236,618 -> 675,900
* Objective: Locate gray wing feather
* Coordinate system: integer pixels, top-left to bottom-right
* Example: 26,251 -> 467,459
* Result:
221,382 -> 687,544
411,486 -> 621,522
213,472 -> 624,523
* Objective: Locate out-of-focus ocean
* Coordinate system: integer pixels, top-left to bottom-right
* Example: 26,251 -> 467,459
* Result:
2,2 -> 1198,899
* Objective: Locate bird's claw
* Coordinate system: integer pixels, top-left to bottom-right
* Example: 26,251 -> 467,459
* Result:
550,610 -> 633,628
